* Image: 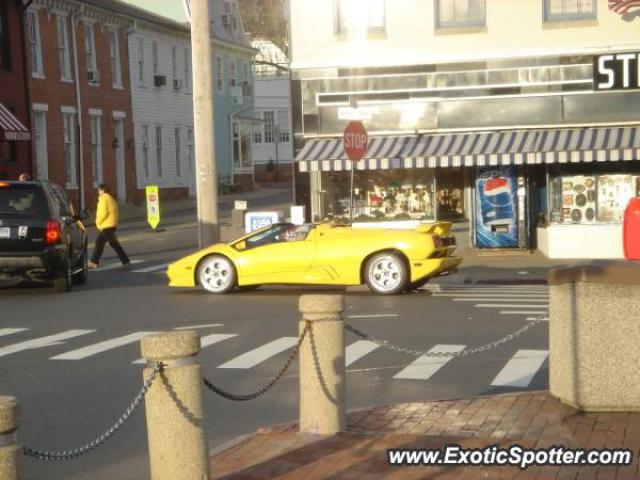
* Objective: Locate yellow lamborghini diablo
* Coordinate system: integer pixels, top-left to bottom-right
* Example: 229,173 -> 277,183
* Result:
167,222 -> 462,295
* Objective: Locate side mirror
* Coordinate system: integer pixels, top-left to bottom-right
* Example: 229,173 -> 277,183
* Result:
234,241 -> 247,251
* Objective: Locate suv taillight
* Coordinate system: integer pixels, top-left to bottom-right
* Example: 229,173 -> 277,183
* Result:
46,220 -> 62,244
433,235 -> 443,248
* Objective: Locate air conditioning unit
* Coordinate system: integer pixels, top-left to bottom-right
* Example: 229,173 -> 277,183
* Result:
154,75 -> 167,87
87,70 -> 99,83
230,86 -> 243,106
173,79 -> 183,90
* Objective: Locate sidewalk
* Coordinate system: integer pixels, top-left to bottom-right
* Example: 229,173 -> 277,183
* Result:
208,391 -> 640,479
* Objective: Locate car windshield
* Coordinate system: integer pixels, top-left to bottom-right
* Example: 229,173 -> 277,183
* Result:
0,185 -> 48,217
243,223 -> 312,249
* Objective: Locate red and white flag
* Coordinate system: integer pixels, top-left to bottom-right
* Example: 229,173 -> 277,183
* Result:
608,0 -> 640,15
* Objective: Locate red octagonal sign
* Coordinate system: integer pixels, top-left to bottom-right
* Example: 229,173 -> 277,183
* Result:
343,121 -> 368,161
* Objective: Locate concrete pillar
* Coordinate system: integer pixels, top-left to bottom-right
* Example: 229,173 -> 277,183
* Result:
141,331 -> 209,480
0,396 -> 20,480
298,294 -> 346,435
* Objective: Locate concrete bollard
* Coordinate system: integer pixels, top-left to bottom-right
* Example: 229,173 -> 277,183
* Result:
298,294 -> 346,435
141,331 -> 209,480
0,396 -> 20,480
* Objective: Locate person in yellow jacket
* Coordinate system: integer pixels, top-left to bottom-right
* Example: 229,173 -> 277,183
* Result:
88,184 -> 130,269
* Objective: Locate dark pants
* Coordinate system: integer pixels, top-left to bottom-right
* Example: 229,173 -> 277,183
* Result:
91,227 -> 130,265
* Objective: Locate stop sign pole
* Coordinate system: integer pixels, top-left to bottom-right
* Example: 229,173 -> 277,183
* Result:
343,121 -> 369,222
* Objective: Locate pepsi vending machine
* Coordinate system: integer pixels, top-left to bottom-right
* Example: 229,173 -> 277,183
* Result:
474,166 -> 526,249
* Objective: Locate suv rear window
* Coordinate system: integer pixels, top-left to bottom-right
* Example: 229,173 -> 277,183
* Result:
0,184 -> 49,217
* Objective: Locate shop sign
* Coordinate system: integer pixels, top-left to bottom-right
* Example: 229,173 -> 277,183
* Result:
245,211 -> 280,233
594,52 -> 640,91
474,167 -> 518,249
343,121 -> 369,161
338,106 -> 379,121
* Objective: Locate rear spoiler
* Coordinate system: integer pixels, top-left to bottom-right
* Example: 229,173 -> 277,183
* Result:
415,222 -> 453,236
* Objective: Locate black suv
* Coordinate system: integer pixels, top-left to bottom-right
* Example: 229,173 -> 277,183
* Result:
0,180 -> 88,292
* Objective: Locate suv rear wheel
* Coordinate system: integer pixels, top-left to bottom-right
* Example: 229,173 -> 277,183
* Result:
54,256 -> 72,293
72,245 -> 88,285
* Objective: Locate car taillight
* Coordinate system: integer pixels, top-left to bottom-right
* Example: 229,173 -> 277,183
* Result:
46,220 -> 62,244
433,235 -> 443,248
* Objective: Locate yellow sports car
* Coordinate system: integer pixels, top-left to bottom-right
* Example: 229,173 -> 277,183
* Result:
167,222 -> 461,295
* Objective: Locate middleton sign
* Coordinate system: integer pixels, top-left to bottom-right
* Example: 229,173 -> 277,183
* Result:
594,52 -> 640,91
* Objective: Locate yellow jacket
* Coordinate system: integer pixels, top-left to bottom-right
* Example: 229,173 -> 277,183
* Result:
95,193 -> 119,230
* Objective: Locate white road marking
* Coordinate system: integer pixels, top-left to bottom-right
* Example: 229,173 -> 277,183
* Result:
476,304 -> 550,308
393,344 -> 466,380
501,311 -> 548,316
51,332 -> 157,360
490,349 -> 549,387
132,333 -> 238,364
218,337 -> 298,369
347,314 -> 399,319
433,293 -> 548,298
0,330 -> 95,358
173,324 -> 224,330
454,298 -> 548,302
96,259 -> 145,272
345,341 -> 380,367
0,328 -> 28,338
526,317 -> 549,321
132,263 -> 168,273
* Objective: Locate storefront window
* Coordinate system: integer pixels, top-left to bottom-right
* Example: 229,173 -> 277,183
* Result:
317,169 -> 436,223
549,172 -> 640,225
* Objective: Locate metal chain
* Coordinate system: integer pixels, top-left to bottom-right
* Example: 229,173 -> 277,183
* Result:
345,317 -> 545,358
23,362 -> 162,461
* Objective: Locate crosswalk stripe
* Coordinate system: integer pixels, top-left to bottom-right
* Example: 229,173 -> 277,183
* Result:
95,259 -> 145,272
490,349 -> 548,387
345,341 -> 380,367
500,311 -> 548,315
132,333 -> 238,364
426,285 -> 547,289
132,263 -> 168,273
174,324 -> 224,330
476,304 -> 550,308
51,332 -> 158,360
218,337 -> 298,369
454,298 -> 548,303
526,317 -> 549,321
0,330 -> 96,358
433,293 -> 548,298
0,328 -> 28,338
393,344 -> 466,380
347,314 -> 398,319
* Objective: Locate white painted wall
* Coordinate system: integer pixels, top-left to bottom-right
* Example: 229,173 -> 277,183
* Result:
253,75 -> 293,166
539,225 -> 624,259
290,0 -> 640,69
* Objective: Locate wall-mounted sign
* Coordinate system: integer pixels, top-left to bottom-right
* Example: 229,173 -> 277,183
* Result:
594,52 -> 640,91
234,200 -> 247,210
245,211 -> 281,233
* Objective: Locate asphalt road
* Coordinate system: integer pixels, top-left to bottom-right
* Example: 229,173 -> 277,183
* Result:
0,207 -> 550,480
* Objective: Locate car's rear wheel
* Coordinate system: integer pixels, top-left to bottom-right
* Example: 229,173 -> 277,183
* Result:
364,253 -> 408,295
72,246 -> 88,285
197,255 -> 236,294
54,256 -> 72,293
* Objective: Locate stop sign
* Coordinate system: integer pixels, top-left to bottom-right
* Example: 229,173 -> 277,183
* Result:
343,121 -> 368,161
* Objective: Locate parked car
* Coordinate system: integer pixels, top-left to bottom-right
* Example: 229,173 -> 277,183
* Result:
167,221 -> 461,295
0,180 -> 88,292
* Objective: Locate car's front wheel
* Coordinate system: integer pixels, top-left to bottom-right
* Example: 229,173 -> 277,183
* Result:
364,253 -> 408,295
197,255 -> 236,294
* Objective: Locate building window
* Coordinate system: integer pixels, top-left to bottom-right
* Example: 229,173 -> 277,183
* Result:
277,110 -> 290,143
90,114 -> 102,185
152,41 -> 159,76
263,111 -> 275,143
84,23 -> 98,80
63,111 -> 76,185
216,55 -> 223,94
184,48 -> 191,90
172,45 -> 178,83
544,0 -> 596,21
33,110 -> 48,179
137,37 -> 145,84
56,16 -> 71,81
155,126 -> 163,177
436,0 -> 486,28
109,30 -> 122,87
229,58 -> 237,87
187,127 -> 194,175
27,10 -> 43,77
336,0 -> 385,34
174,127 -> 181,178
142,125 -> 149,179
243,63 -> 250,85
252,112 -> 263,144
0,3 -> 11,71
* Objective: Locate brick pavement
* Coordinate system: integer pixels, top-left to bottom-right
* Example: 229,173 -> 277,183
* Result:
209,391 -> 640,479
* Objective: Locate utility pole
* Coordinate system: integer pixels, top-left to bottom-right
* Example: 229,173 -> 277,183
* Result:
191,0 -> 219,247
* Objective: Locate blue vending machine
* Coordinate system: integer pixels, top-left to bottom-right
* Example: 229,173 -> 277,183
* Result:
474,166 -> 519,249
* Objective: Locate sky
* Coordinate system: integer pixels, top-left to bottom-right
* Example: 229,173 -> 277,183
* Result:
119,0 -> 189,23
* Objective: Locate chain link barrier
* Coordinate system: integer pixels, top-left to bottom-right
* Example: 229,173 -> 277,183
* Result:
22,362 -> 163,461
345,317 -> 545,358
203,316 -> 343,402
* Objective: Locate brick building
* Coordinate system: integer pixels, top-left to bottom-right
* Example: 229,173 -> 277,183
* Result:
0,0 -> 31,180
24,0 -> 135,209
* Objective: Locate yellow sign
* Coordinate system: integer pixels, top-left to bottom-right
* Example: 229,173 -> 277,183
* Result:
146,185 -> 160,229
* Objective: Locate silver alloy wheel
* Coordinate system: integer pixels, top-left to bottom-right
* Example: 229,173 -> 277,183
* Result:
198,256 -> 234,293
367,255 -> 403,293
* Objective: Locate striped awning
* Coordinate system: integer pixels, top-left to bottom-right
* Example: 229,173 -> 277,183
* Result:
0,103 -> 30,141
296,126 -> 640,172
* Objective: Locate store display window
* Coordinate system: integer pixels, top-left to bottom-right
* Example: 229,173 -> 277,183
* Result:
318,169 -> 436,223
549,170 -> 640,225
